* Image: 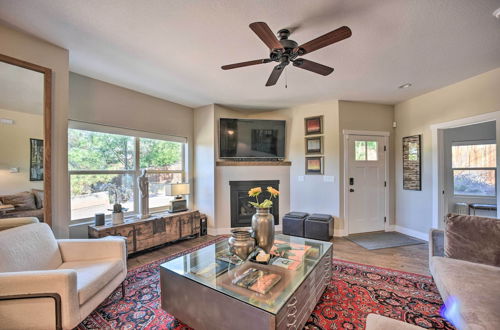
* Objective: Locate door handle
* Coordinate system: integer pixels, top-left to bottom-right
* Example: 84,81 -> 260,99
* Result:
349,189 -> 354,192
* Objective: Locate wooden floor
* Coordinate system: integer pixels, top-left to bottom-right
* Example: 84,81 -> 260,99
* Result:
128,234 -> 430,275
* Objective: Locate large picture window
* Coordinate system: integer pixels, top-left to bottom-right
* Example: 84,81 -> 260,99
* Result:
68,125 -> 186,222
452,142 -> 496,197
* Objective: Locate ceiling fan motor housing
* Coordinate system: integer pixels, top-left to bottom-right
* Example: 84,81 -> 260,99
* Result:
270,29 -> 299,64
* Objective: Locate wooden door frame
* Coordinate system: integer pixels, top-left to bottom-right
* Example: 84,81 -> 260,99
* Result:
342,130 -> 390,236
0,53 -> 52,227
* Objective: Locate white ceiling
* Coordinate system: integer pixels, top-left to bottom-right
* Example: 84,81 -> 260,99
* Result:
1,0 -> 499,110
0,61 -> 44,115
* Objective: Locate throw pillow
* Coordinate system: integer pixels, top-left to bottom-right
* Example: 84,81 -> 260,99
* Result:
444,213 -> 500,267
0,191 -> 37,211
32,189 -> 44,209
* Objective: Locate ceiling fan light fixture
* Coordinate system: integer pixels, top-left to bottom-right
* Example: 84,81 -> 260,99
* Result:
399,83 -> 412,89
493,7 -> 500,19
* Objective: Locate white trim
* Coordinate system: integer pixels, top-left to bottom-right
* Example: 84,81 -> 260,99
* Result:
430,110 -> 500,229
342,129 -> 390,137
394,225 -> 428,241
343,130 -> 391,235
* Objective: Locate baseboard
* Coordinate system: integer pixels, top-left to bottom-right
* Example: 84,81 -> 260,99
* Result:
394,225 -> 428,241
385,224 -> 395,232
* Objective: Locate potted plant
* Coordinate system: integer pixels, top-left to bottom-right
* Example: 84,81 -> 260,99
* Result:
248,186 -> 280,253
106,184 -> 131,225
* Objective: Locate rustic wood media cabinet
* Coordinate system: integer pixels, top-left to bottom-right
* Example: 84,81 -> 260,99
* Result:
88,210 -> 201,254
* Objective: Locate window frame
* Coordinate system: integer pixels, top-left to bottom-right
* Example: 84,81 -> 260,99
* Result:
68,125 -> 186,224
451,140 -> 497,197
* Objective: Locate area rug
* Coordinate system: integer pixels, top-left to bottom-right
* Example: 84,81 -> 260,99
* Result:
77,241 -> 453,330
346,231 -> 426,250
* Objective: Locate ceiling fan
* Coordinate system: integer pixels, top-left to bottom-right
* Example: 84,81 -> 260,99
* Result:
221,22 -> 352,86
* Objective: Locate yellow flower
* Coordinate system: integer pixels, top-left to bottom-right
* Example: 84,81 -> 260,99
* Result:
248,187 -> 262,197
267,186 -> 280,197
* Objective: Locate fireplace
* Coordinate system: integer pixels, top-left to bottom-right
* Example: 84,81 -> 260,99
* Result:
230,180 -> 279,228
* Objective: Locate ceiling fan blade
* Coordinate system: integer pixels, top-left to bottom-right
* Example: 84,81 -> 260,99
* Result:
295,26 -> 352,55
266,65 -> 284,86
293,58 -> 334,76
249,22 -> 284,50
221,59 -> 271,70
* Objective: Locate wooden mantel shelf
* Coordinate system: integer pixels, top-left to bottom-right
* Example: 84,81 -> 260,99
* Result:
216,160 -> 292,166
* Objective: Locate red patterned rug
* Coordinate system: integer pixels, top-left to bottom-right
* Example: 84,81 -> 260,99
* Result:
77,240 -> 454,330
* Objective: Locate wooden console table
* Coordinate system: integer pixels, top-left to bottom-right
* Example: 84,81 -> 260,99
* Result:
88,210 -> 201,255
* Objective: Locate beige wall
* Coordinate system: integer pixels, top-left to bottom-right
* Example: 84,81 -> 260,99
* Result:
0,109 -> 44,194
338,101 -> 395,231
0,24 -> 69,237
395,68 -> 500,235
69,73 -> 195,237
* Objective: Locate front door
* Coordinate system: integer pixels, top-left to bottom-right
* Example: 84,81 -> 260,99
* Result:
346,135 -> 386,234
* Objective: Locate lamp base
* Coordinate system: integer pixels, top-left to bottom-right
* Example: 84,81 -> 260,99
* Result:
169,199 -> 188,213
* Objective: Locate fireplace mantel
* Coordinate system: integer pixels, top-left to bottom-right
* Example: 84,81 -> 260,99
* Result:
216,160 -> 291,166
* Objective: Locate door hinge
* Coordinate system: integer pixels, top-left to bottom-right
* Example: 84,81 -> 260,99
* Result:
384,216 -> 387,223
384,145 -> 387,151
384,181 -> 387,187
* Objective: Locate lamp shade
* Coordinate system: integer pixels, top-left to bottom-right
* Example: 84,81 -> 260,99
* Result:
165,183 -> 190,196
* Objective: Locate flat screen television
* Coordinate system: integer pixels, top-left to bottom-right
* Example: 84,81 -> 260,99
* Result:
219,118 -> 286,159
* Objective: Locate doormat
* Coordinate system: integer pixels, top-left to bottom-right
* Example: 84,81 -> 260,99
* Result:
346,231 -> 425,250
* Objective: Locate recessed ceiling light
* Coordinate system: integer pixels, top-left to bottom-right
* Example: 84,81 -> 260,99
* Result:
494,7 -> 500,19
398,83 -> 412,89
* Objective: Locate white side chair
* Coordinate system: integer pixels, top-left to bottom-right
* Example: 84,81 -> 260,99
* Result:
0,223 -> 127,329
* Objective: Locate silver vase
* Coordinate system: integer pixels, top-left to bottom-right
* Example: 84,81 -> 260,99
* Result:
228,230 -> 255,260
251,207 -> 275,253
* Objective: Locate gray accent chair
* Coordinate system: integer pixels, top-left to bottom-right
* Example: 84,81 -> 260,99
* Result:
429,226 -> 500,330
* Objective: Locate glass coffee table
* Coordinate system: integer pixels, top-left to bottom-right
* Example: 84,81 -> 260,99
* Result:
160,234 -> 332,330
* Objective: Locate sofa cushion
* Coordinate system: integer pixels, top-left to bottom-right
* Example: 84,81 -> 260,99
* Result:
58,259 -> 123,305
0,217 -> 39,231
444,214 -> 500,267
32,189 -> 44,209
0,191 -> 37,211
430,256 -> 500,330
0,223 -> 62,272
1,208 -> 45,222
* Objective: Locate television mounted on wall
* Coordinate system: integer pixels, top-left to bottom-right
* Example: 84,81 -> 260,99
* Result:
219,118 -> 286,160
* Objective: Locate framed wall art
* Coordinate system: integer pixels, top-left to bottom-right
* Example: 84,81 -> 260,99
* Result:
305,136 -> 323,155
305,156 -> 324,175
304,116 -> 323,135
402,135 -> 421,190
30,138 -> 44,181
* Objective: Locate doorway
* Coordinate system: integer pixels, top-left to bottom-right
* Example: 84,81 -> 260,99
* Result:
344,132 -> 388,234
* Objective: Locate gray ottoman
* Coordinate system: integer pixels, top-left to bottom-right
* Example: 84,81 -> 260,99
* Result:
304,213 -> 333,241
282,212 -> 309,237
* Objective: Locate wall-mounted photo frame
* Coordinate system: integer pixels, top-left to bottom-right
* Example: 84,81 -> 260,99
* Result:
304,115 -> 323,135
30,138 -> 44,181
402,134 -> 421,190
305,136 -> 323,155
305,156 -> 324,175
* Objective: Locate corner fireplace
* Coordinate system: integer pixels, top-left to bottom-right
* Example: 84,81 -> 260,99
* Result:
230,180 -> 280,228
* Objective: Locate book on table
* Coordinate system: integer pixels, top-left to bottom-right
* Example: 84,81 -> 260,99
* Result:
270,257 -> 303,270
270,239 -> 312,261
232,267 -> 282,294
190,259 -> 229,279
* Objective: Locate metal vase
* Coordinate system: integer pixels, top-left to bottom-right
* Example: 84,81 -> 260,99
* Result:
251,207 -> 275,253
228,230 -> 256,260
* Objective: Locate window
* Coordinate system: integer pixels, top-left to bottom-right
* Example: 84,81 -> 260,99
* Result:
452,142 -> 496,196
355,140 -> 378,161
68,125 -> 186,221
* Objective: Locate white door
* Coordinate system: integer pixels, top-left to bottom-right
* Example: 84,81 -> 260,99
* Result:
346,135 -> 386,234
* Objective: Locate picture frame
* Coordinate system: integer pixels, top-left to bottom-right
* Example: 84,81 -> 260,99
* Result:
30,138 -> 44,181
304,116 -> 323,135
305,156 -> 324,175
305,136 -> 323,155
402,135 -> 421,190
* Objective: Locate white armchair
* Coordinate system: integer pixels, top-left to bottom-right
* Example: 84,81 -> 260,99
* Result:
0,223 -> 127,329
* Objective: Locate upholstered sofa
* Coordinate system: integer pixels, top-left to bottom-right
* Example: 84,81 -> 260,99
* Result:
0,190 -> 44,222
429,214 -> 500,330
0,223 -> 127,329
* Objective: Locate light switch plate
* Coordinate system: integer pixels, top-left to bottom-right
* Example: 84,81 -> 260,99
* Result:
324,176 -> 335,182
298,176 -> 304,182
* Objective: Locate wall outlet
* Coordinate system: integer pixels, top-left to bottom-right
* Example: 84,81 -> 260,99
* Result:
1,118 -> 14,125
323,176 -> 335,183
9,167 -> 19,173
298,176 -> 304,182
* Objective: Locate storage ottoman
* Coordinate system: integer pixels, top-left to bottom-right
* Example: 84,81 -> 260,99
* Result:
282,212 -> 309,237
305,213 -> 333,241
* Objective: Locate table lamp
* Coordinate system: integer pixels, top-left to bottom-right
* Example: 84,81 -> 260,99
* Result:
165,183 -> 190,213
